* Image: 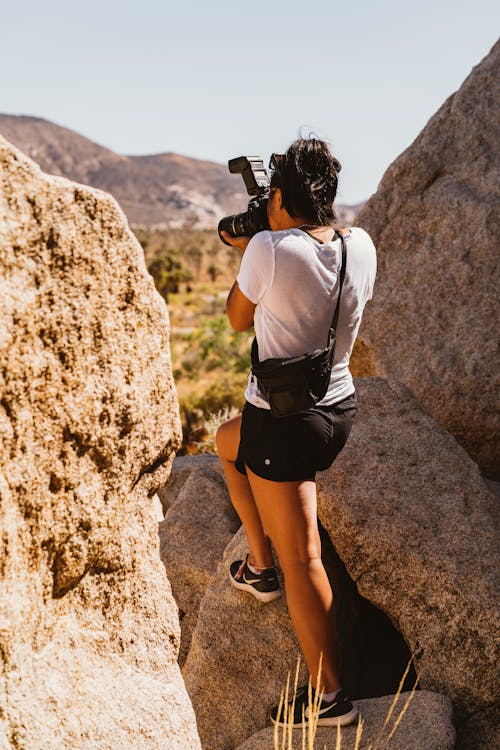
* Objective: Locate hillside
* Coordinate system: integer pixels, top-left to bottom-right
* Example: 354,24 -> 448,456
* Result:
0,114 -> 362,228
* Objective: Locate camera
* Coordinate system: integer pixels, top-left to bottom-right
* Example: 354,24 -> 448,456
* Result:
218,156 -> 271,245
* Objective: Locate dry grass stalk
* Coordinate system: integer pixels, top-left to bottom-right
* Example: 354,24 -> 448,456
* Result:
195,405 -> 239,453
353,714 -> 364,749
371,655 -> 416,749
378,673 -> 420,750
273,653 -> 419,750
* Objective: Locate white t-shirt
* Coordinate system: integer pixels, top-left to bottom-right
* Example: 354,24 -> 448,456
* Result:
236,226 -> 377,408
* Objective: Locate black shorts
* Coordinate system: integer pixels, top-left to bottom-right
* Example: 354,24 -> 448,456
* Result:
235,393 -> 357,482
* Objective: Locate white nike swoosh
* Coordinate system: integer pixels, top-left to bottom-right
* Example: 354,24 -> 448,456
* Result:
305,701 -> 338,719
242,573 -> 261,584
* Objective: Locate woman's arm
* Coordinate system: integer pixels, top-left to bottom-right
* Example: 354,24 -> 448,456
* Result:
226,281 -> 256,331
220,230 -> 256,332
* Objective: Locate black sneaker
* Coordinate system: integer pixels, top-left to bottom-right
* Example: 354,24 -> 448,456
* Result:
229,554 -> 282,603
270,685 -> 359,728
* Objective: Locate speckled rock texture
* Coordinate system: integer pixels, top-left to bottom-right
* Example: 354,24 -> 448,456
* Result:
157,452 -> 225,514
318,378 -> 499,748
180,494 -> 420,749
183,527 -> 303,750
158,455 -> 239,664
235,691 -> 455,750
182,520 -> 417,750
356,40 -> 500,479
455,703 -> 500,750
0,136 -> 201,749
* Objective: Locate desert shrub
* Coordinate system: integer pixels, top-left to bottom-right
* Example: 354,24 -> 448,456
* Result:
132,226 -> 252,454
134,227 -> 232,285
178,374 -> 247,453
146,244 -> 193,302
195,405 -> 240,454
180,316 -> 252,377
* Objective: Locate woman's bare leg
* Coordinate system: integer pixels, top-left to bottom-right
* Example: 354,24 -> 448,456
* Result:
245,466 -> 341,693
216,415 -> 274,568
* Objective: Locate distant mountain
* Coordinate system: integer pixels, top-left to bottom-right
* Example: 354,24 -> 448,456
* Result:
0,114 -> 363,228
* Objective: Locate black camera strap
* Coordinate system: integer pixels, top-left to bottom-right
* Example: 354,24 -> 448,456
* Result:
251,228 -> 347,366
330,228 -> 347,333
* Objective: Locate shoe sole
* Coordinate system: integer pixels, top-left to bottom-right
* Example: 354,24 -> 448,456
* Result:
271,705 -> 359,728
229,571 -> 282,603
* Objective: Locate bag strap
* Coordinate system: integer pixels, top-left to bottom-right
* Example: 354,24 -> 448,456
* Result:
330,228 -> 347,333
251,227 -> 348,366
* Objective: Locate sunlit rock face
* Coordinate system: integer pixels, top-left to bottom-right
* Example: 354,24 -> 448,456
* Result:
318,378 -> 499,749
178,379 -> 497,749
158,455 -> 240,665
357,40 -> 500,479
235,691 -> 456,750
0,136 -> 201,749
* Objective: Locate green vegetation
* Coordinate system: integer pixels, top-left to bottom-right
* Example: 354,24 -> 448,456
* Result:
180,316 -> 250,376
135,226 -> 240,292
147,248 -> 193,301
134,227 -> 252,452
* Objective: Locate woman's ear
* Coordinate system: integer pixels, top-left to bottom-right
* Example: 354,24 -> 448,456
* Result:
267,187 -> 286,230
269,187 -> 283,210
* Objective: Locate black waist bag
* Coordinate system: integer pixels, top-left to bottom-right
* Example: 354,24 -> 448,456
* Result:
251,229 -> 347,418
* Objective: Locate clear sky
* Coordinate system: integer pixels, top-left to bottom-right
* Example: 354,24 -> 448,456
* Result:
1,0 -> 498,204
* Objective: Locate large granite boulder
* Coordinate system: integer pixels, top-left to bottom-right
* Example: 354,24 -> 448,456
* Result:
158,455 -> 240,664
182,377 -> 497,749
356,40 -> 500,478
183,513 -> 416,749
183,528 -> 300,750
235,691 -> 455,750
318,378 -> 499,749
157,452 -> 225,514
0,137 -> 201,748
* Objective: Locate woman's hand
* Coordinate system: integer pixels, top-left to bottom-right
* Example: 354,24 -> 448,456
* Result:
220,230 -> 251,253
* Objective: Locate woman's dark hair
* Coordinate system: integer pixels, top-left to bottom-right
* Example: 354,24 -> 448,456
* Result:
270,137 -> 342,226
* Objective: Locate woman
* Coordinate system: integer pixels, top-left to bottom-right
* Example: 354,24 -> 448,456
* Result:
216,137 -> 376,728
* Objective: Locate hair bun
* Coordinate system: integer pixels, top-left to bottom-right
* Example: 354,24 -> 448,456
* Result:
277,137 -> 342,225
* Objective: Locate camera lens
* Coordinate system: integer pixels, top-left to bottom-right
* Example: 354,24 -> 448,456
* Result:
218,212 -> 249,245
217,195 -> 270,245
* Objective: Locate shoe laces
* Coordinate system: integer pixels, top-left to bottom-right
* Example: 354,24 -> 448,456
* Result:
236,557 -> 248,579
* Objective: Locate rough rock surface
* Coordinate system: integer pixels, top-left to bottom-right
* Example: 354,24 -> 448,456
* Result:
356,40 -> 500,478
158,456 -> 239,664
183,378 -> 497,748
455,702 -> 500,750
316,521 -> 418,702
318,378 -> 498,745
182,520 -> 415,750
235,691 -> 455,750
157,452 -> 224,513
0,137 -> 201,748
183,527 -> 303,750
